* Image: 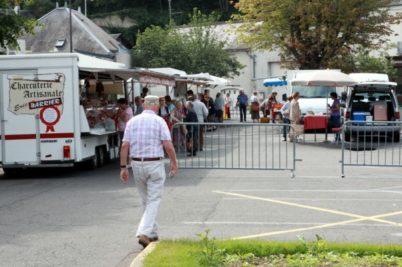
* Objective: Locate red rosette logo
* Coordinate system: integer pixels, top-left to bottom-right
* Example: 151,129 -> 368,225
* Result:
40,106 -> 61,133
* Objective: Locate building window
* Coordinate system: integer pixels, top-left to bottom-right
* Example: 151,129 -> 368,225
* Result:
55,39 -> 66,48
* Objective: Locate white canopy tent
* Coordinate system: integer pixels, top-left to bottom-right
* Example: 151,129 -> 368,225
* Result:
186,73 -> 230,87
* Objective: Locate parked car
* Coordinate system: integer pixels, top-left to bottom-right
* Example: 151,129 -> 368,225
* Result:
343,82 -> 400,142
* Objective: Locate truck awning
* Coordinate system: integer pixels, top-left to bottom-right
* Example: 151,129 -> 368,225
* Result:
263,78 -> 288,87
133,69 -> 176,87
77,54 -> 176,85
77,53 -> 137,80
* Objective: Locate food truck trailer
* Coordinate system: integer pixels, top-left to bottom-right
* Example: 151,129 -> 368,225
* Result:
0,53 -> 145,175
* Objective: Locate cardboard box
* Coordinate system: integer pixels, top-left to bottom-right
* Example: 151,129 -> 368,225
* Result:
373,102 -> 387,121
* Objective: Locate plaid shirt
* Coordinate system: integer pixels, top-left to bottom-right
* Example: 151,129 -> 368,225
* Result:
123,110 -> 171,158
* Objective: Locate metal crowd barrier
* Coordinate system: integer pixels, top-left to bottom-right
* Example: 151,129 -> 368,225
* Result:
170,122 -> 297,177
341,120 -> 402,177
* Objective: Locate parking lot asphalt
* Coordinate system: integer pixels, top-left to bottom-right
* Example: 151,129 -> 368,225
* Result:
1,127 -> 402,267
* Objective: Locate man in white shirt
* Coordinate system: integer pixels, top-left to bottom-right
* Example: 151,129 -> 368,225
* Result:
191,94 -> 208,151
120,95 -> 178,248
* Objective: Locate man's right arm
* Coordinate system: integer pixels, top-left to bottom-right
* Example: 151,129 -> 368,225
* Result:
162,140 -> 178,176
119,141 -> 130,183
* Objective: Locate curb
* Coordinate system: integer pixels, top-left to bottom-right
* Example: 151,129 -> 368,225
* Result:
130,242 -> 158,267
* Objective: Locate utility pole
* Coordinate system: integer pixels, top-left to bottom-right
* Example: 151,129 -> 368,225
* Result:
69,0 -> 73,52
168,0 -> 172,24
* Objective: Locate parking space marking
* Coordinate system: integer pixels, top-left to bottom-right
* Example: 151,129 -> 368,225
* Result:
215,191 -> 402,226
233,218 -> 366,240
230,189 -> 399,194
232,211 -> 402,240
223,197 -> 402,202
373,185 -> 402,190
214,190 -> 402,239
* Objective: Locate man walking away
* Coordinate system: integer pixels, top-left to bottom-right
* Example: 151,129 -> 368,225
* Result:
119,95 -> 178,249
237,90 -> 248,122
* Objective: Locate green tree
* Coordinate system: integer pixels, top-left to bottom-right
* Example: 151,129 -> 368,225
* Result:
24,0 -> 53,18
132,9 -> 243,77
234,0 -> 401,70
352,51 -> 397,81
0,0 -> 37,49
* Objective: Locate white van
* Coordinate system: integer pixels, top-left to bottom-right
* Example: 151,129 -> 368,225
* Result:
288,70 -> 344,114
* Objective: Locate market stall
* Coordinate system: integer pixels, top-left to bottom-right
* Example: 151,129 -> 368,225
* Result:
291,70 -> 356,141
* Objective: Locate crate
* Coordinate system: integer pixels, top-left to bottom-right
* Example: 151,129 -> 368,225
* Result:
260,117 -> 270,123
353,112 -> 366,121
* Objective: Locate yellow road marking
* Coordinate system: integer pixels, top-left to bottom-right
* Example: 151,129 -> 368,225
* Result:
213,190 -> 402,239
214,190 -> 402,227
233,210 -> 402,240
234,218 -> 364,240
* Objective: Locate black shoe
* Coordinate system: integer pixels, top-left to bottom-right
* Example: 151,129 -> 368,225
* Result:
200,148 -> 203,151
138,235 -> 152,248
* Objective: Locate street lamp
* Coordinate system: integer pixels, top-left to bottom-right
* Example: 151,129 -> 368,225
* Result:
84,0 -> 94,17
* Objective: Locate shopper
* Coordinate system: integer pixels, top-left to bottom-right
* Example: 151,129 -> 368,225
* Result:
289,92 -> 303,142
280,96 -> 293,141
328,92 -> 341,143
119,95 -> 177,249
237,90 -> 248,122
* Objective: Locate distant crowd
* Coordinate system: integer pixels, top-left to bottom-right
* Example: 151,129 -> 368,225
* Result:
117,88 -> 341,156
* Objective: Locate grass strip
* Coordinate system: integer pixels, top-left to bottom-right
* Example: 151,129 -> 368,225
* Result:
143,239 -> 402,267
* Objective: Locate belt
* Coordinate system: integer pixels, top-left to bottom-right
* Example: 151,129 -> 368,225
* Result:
131,157 -> 162,161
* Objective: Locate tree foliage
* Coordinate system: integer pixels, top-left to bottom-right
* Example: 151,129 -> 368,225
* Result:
234,0 -> 401,70
0,0 -> 37,49
132,9 -> 243,77
352,51 -> 397,81
19,0 -> 238,48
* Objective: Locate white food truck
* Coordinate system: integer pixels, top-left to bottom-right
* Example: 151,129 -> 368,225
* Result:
0,53 -> 141,175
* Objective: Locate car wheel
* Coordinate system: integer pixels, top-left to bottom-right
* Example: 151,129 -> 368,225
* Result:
2,168 -> 20,177
86,148 -> 99,170
344,132 -> 351,142
97,146 -> 105,167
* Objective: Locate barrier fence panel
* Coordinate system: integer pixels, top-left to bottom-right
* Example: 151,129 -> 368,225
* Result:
341,120 -> 402,177
171,122 -> 297,176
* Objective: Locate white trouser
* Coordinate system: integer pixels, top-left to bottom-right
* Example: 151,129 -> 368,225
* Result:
130,160 -> 166,239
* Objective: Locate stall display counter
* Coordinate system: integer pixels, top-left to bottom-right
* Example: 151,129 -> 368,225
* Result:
303,115 -> 328,141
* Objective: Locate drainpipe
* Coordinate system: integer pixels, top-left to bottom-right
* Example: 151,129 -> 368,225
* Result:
247,51 -> 257,92
247,52 -> 257,79
14,0 -> 20,14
